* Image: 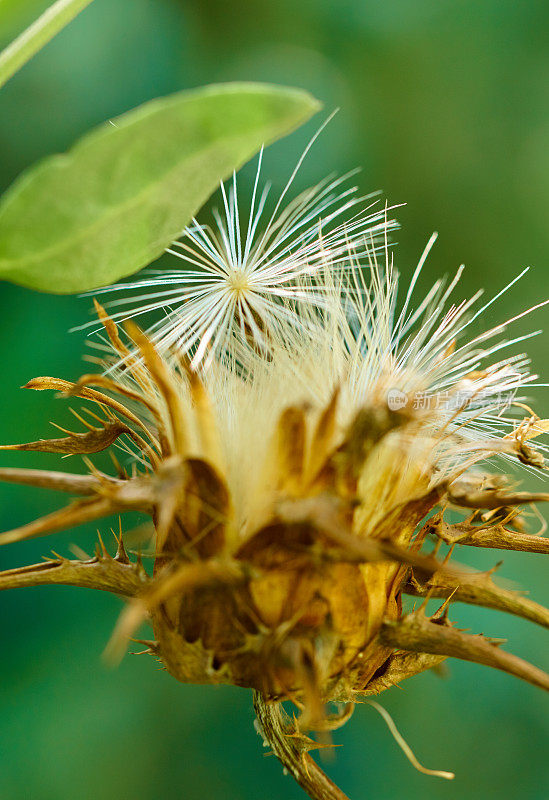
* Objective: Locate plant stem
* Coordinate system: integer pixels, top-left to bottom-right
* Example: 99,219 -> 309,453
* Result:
253,691 -> 350,800
0,0 -> 94,89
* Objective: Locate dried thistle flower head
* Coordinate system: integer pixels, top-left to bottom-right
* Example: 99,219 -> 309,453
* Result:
1,165 -> 548,800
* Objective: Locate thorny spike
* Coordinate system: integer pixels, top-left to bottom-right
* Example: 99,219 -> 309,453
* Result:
115,525 -> 130,564
0,473 -> 155,546
81,455 -> 102,477
72,373 -> 163,431
0,468 -> 105,495
109,451 -> 127,479
68,407 -> 97,431
379,613 -> 549,691
81,405 -> 111,425
448,484 -> 549,511
0,553 -> 148,596
0,419 -> 130,455
49,422 -> 75,435
403,570 -> 549,630
96,531 -> 109,559
20,375 -> 160,465
455,525 -> 549,554
431,515 -> 549,554
130,638 -> 160,654
0,497 -> 116,546
24,377 -> 151,437
430,588 -> 458,622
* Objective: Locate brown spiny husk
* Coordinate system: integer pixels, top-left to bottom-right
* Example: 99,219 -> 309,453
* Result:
1,305 -> 548,794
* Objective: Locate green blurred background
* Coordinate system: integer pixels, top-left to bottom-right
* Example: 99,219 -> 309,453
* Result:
0,1 -> 547,798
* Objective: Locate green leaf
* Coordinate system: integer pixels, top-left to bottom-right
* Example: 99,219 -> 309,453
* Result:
0,0 -> 95,89
0,82 -> 320,293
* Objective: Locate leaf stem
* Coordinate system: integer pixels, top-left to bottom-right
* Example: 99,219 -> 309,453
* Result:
0,0 -> 94,89
253,692 -> 350,800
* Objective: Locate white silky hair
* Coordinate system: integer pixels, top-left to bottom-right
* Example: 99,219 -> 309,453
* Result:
191,234 -> 549,534
87,143 -> 548,534
83,136 -> 398,368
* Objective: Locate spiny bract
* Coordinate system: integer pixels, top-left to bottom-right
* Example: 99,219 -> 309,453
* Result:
1,162 -> 548,799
